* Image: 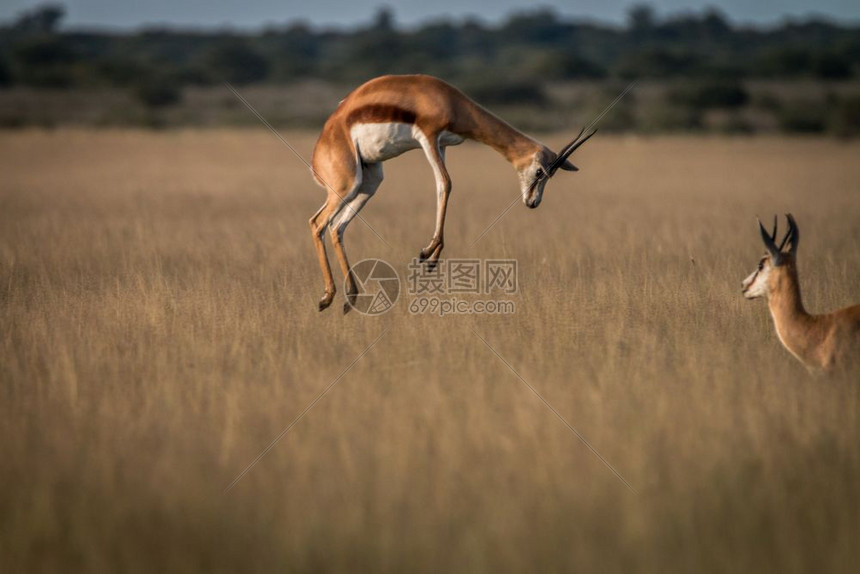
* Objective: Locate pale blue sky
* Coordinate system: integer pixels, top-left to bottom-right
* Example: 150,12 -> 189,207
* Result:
1,0 -> 858,30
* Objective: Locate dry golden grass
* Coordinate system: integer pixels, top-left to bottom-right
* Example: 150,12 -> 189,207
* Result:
1,129 -> 859,572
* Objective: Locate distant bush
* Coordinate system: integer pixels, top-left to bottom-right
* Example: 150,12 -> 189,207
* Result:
462,78 -> 548,107
752,47 -> 856,80
204,41 -> 270,85
615,48 -> 703,79
753,47 -> 810,77
708,111 -> 755,134
0,56 -> 12,86
812,51 -> 853,80
751,92 -> 782,112
829,95 -> 860,137
639,103 -> 703,132
776,100 -> 827,133
668,80 -> 749,109
11,4 -> 65,33
12,36 -> 77,87
586,86 -> 637,131
96,58 -> 148,87
134,76 -> 182,108
533,50 -> 606,80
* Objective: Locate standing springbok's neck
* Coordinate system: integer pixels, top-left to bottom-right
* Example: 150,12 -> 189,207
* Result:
460,100 -> 542,165
767,264 -> 824,363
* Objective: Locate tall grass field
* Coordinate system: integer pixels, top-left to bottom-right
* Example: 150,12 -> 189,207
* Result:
1,130 -> 859,572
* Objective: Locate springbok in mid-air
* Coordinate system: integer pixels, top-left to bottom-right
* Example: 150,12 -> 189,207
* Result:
742,214 -> 860,373
309,74 -> 594,313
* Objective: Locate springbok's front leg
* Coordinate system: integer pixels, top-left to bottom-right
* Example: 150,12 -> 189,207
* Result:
418,138 -> 451,270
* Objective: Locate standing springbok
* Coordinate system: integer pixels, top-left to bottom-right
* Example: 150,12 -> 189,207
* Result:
309,74 -> 594,313
742,214 -> 860,373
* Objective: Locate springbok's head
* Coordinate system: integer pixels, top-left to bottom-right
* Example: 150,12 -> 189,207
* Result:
519,128 -> 597,209
742,213 -> 800,299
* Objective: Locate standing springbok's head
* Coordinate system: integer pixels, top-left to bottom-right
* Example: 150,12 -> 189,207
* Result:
519,128 -> 597,209
742,213 -> 800,299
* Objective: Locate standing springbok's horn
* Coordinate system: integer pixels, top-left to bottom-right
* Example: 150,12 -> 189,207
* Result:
759,216 -> 782,261
547,127 -> 598,176
784,213 -> 799,253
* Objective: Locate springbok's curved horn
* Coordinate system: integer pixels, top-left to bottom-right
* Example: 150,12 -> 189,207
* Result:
759,217 -> 780,259
783,213 -> 799,253
547,127 -> 598,176
555,127 -> 585,163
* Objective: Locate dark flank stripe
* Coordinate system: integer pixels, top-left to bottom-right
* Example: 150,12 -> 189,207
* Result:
346,104 -> 417,126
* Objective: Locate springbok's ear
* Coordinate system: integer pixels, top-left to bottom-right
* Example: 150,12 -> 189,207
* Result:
559,159 -> 579,172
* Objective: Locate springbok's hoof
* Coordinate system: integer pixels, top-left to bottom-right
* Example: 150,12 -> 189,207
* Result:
421,243 -> 443,271
343,292 -> 358,315
318,292 -> 335,311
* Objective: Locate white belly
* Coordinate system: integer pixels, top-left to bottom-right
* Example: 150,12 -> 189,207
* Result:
350,124 -> 465,163
439,130 -> 465,147
351,122 -> 421,163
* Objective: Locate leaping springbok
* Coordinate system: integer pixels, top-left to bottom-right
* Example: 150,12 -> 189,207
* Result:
742,214 -> 860,373
309,74 -> 594,313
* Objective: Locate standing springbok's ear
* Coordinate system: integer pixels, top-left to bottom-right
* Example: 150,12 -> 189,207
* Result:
785,213 -> 800,254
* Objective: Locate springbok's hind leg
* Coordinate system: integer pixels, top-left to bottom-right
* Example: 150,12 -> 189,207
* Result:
309,198 -> 341,311
330,163 -> 383,314
418,138 -> 451,269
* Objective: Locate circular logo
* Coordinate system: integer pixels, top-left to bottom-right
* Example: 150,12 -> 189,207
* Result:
346,258 -> 400,315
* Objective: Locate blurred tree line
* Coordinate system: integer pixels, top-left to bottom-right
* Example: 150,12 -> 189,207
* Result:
1,3 -> 859,133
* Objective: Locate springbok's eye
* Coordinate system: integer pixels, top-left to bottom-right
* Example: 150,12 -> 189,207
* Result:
757,261 -> 765,271
535,168 -> 544,180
